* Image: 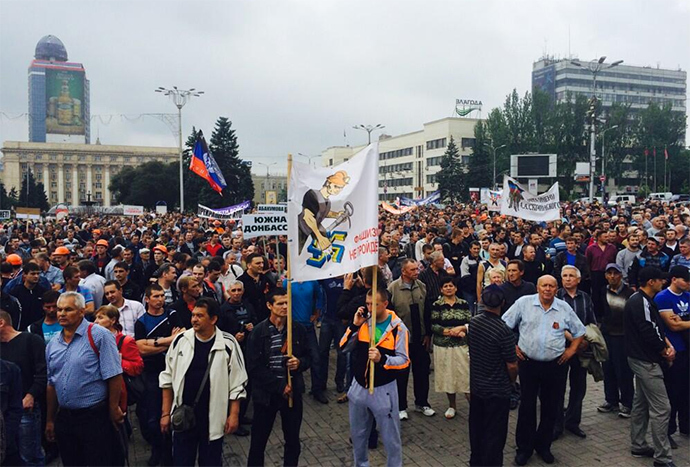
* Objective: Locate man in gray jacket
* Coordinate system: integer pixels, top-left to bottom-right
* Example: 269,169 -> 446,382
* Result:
388,258 -> 433,420
616,232 -> 641,284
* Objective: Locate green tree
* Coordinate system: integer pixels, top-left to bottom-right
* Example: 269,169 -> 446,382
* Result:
436,137 -> 466,203
19,170 -> 49,211
466,120 -> 493,196
183,117 -> 254,210
0,183 -> 18,210
110,161 -> 179,208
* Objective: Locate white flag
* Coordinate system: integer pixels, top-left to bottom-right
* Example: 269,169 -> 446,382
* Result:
500,176 -> 561,221
288,144 -> 379,281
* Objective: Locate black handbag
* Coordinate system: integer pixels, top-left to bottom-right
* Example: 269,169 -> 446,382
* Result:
171,352 -> 215,432
117,336 -> 145,405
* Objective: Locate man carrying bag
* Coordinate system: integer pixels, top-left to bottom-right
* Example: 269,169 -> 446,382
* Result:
160,297 -> 247,466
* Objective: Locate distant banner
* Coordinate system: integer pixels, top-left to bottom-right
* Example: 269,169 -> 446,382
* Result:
382,202 -> 416,215
123,205 -> 144,216
400,191 -> 440,206
197,201 -> 251,220
500,176 -> 560,221
480,188 -> 503,212
257,204 -> 287,213
241,213 -> 288,239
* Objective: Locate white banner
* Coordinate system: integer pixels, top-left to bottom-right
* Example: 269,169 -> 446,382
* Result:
500,176 -> 561,221
481,188 -> 503,212
241,213 -> 288,239
288,144 -> 379,281
123,205 -> 144,216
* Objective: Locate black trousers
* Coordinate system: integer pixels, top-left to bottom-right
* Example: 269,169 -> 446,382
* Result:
555,356 -> 588,432
516,358 -> 568,457
469,396 -> 510,467
590,271 -> 607,320
247,394 -> 303,467
664,350 -> 689,435
396,340 -> 430,410
55,402 -> 124,466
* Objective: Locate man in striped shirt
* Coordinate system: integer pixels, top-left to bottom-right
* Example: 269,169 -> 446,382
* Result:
467,284 -> 518,467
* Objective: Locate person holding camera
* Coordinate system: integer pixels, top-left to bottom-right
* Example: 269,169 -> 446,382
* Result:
159,297 -> 247,466
340,287 -> 410,467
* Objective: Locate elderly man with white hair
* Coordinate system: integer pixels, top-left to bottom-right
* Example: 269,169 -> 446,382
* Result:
554,265 -> 597,441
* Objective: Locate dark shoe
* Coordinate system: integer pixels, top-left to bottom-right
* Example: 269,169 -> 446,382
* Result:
668,435 -> 678,450
566,426 -> 587,438
618,406 -> 632,418
631,447 -> 654,458
552,429 -> 563,441
233,426 -> 250,437
537,450 -> 555,464
312,391 -> 329,404
240,416 -> 253,425
147,449 -> 161,467
514,452 -> 530,466
337,393 -> 349,404
597,402 -> 617,413
336,382 -> 346,393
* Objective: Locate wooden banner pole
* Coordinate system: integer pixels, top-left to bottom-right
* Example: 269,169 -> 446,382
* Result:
286,153 -> 294,408
369,266 -> 378,395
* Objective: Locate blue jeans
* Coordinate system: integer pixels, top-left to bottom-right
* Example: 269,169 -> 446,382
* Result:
172,429 -> 223,466
302,324 -> 322,393
19,402 -> 45,466
315,319 -> 347,392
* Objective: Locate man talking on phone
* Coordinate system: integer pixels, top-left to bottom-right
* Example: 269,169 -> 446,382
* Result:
340,287 -> 410,467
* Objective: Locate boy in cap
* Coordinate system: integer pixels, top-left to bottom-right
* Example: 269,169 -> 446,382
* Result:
467,285 -> 518,467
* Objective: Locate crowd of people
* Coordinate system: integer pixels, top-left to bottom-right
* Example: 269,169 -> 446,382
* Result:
0,200 -> 687,467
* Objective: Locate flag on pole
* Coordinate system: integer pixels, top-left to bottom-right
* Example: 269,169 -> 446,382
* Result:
665,148 -> 669,160
644,148 -> 649,157
288,144 -> 379,281
653,148 -> 657,158
190,130 -> 227,194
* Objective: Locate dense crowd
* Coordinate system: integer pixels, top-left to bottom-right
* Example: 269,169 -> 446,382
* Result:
0,200 -> 688,467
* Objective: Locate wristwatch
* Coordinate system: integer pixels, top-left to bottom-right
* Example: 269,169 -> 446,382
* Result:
154,337 -> 160,347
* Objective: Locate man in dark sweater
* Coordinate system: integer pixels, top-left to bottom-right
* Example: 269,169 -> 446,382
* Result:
9,262 -> 48,330
500,260 -> 536,314
624,266 -> 676,466
0,309 -> 47,465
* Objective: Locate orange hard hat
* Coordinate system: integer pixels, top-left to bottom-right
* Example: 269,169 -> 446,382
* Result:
153,245 -> 168,255
54,247 -> 70,256
96,239 -> 109,247
6,254 -> 22,266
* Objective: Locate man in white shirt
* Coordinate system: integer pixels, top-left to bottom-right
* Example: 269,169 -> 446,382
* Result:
103,280 -> 145,336
77,260 -> 106,309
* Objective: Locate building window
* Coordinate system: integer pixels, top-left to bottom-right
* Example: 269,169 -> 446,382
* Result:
65,191 -> 71,200
51,191 -> 57,200
95,182 -> 102,189
110,156 -> 118,162
66,183 -> 71,189
96,174 -> 102,180
426,156 -> 444,167
51,182 -> 57,188
35,155 -> 42,160
64,155 -> 72,161
78,155 -> 85,161
94,156 -> 102,162
426,174 -> 437,184
95,166 -> 102,173
461,138 -> 476,149
95,192 -> 102,199
379,147 -> 413,160
50,155 -> 57,161
124,157 -> 131,162
426,138 -> 447,150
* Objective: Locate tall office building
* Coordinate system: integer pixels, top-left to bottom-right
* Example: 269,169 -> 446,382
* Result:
532,56 -> 686,115
28,35 -> 90,144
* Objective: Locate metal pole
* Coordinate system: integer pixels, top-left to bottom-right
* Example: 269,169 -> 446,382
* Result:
601,132 -> 606,202
654,149 -> 657,193
178,105 -> 184,213
492,145 -> 496,191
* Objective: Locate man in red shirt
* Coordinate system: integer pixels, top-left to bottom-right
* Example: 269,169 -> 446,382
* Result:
585,229 -> 618,320
206,232 -> 224,257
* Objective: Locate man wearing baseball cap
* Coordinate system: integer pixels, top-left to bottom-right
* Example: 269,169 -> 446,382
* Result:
653,265 -> 690,447
598,263 -> 635,418
624,266 -> 675,466
467,284 -> 517,467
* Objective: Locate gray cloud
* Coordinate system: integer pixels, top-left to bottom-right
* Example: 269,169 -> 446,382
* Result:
1,0 -> 688,174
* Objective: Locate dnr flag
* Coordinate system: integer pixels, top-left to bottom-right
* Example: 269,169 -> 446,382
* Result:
190,131 -> 227,194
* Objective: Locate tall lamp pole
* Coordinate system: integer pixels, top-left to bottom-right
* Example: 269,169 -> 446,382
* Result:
155,86 -> 204,213
600,124 -> 619,203
297,153 -> 321,169
257,162 -> 277,204
486,142 -> 507,190
352,124 -> 385,145
571,57 -> 623,202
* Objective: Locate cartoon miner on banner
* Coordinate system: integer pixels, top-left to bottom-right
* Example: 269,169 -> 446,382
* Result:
298,170 -> 353,256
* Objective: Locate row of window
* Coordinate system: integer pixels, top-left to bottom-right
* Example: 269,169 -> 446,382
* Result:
556,77 -> 686,96
426,138 -> 447,150
380,147 -> 413,160
379,178 -> 413,188
379,163 -> 413,174
563,67 -> 687,85
555,91 -> 684,108
25,154 -> 170,163
379,193 -> 414,201
50,191 -> 106,201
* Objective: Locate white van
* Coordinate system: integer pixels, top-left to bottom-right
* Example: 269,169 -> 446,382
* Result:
647,192 -> 673,202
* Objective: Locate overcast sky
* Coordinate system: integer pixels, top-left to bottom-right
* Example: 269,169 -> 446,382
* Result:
1,0 -> 688,175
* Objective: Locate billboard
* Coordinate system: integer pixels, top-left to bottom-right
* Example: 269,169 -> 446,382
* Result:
510,154 -> 557,178
45,69 -> 85,135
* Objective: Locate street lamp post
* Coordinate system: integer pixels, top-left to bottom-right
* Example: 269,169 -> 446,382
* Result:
155,86 -> 204,213
352,124 -> 385,145
257,162 -> 277,204
297,153 -> 321,169
571,57 -> 623,203
600,124 -> 619,203
485,141 -> 506,190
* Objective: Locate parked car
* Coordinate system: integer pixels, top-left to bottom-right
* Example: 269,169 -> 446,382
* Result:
607,194 -> 636,206
646,192 -> 673,202
671,194 -> 690,204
